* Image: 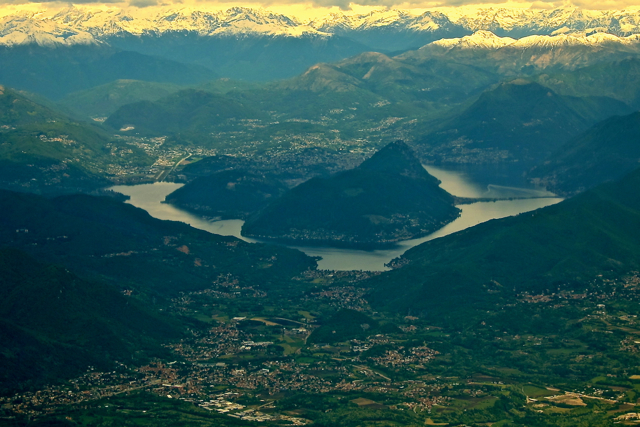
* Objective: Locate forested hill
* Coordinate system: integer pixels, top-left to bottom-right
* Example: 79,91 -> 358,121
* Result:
165,169 -> 288,220
367,166 -> 640,321
242,141 -> 460,248
0,248 -> 182,393
0,190 -> 316,296
528,111 -> 640,196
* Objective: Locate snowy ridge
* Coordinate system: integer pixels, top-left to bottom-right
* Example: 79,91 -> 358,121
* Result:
48,6 -> 325,38
0,12 -> 98,47
1,5 -> 640,46
431,30 -> 515,49
427,30 -> 640,51
310,7 -> 640,35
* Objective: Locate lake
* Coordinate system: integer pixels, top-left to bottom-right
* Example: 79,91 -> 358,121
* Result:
111,165 -> 562,271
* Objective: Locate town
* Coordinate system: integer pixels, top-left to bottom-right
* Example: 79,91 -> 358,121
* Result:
3,271 -> 640,425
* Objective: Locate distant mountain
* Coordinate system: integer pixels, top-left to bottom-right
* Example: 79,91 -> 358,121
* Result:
3,6 -> 640,83
6,6 -> 640,49
242,141 -> 460,248
528,111 -> 640,196
105,89 -> 266,135
206,31 -> 640,138
309,7 -> 640,40
165,169 -> 287,219
0,190 -> 316,295
0,248 -> 181,393
416,80 -> 632,165
60,78 -> 265,121
0,45 -> 216,100
367,166 -> 640,320
59,79 -> 183,119
535,57 -> 640,109
399,31 -> 640,76
277,50 -> 499,107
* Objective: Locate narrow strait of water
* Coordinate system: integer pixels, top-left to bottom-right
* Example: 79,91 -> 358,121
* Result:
111,165 -> 562,271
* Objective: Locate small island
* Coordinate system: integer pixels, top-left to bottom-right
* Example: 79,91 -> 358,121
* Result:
242,140 -> 461,248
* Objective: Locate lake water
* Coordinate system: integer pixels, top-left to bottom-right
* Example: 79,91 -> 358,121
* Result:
111,165 -> 562,271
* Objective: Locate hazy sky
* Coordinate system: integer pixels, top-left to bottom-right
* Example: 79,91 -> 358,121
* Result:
0,0 -> 638,17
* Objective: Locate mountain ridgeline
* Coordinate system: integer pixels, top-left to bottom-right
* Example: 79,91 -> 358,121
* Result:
415,80 -> 633,165
242,141 -> 460,248
527,111 -> 640,196
105,89 -> 265,135
0,190 -> 316,296
0,46 -> 216,100
0,248 -> 182,394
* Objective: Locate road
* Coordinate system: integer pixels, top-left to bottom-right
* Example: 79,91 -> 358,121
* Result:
156,154 -> 192,182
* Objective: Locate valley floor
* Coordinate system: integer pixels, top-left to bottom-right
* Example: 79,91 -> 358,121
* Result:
4,270 -> 640,426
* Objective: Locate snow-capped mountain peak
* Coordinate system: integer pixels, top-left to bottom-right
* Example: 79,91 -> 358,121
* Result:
1,5 -> 640,47
0,11 -> 98,47
431,30 -> 516,49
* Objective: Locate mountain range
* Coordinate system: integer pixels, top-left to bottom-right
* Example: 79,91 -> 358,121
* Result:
2,6 -> 640,83
4,6 -> 640,44
415,80 -> 632,165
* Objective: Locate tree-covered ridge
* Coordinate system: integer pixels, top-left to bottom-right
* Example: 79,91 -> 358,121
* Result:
0,248 -> 182,394
368,166 -> 640,320
242,141 -> 460,248
165,169 -> 288,220
0,190 -> 316,296
528,111 -> 640,196
105,89 -> 266,135
0,46 -> 216,100
416,80 -> 632,165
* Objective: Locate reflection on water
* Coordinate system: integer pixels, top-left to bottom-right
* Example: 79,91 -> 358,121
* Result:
111,182 -> 258,242
112,178 -> 562,271
424,165 -> 554,199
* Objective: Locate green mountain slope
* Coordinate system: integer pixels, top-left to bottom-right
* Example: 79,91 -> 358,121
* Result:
242,141 -> 460,248
417,80 -> 632,165
177,155 -> 250,180
0,248 -> 181,393
0,190 -> 316,296
240,52 -> 499,122
105,89 -> 266,135
528,111 -> 640,196
165,169 -> 287,220
535,58 -> 640,109
60,79 -> 183,119
332,51 -> 499,104
59,78 -> 264,120
0,45 -> 216,100
367,166 -> 640,320
0,85 -> 150,194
